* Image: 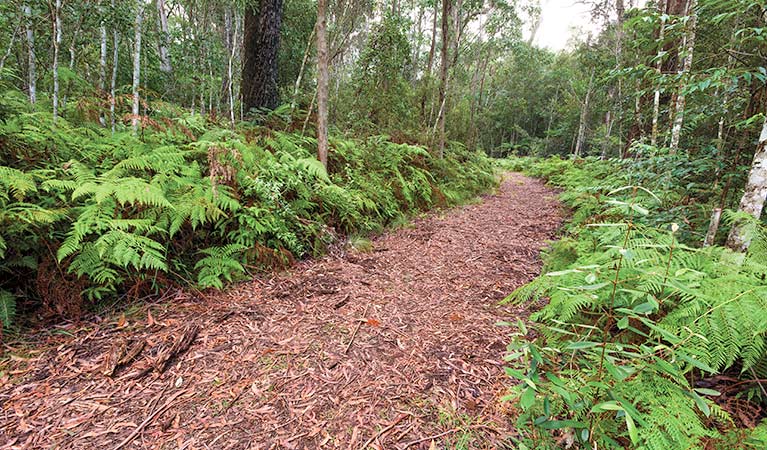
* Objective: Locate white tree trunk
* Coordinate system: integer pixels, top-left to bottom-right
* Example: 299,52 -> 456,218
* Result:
651,0 -> 667,147
110,1 -> 119,134
156,0 -> 172,73
0,25 -> 19,73
99,14 -> 108,126
703,208 -> 722,247
52,0 -> 62,123
228,14 -> 239,127
575,70 -> 595,157
23,3 -> 36,104
669,0 -> 698,153
726,118 -> 767,252
131,1 -> 144,134
436,0 -> 451,158
316,0 -> 329,169
290,26 -> 316,113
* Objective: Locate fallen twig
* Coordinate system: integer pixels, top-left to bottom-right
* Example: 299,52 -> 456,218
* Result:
344,302 -> 371,354
362,413 -> 409,448
113,389 -> 187,450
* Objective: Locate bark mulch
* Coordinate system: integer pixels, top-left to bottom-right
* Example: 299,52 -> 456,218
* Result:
0,173 -> 562,449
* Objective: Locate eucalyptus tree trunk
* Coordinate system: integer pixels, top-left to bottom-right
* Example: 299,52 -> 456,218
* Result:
0,25 -> 19,73
228,14 -> 239,127
425,6 -> 438,77
23,3 -> 36,104
575,70 -> 595,158
544,88 -> 559,154
669,0 -> 698,153
411,3 -> 424,81
421,6 -> 438,121
726,118 -> 767,253
436,0 -> 451,158
703,208 -> 722,247
290,26 -> 315,113
156,0 -> 172,73
131,1 -> 144,134
242,0 -> 284,112
52,0 -> 62,122
316,0 -> 329,169
651,0 -> 668,147
220,7 -> 233,113
603,0 -> 624,156
110,0 -> 119,133
99,8 -> 107,126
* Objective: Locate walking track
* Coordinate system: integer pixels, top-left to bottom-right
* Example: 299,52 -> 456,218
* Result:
1,173 -> 561,449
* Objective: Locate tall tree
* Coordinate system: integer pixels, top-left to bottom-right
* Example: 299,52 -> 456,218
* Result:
52,0 -> 62,122
316,0 -> 329,169
110,0 -> 119,133
650,0 -> 667,147
99,1 -> 107,126
23,3 -> 36,104
131,1 -> 144,134
668,0 -> 698,152
436,0 -> 451,157
242,0 -> 284,113
575,70 -> 595,157
156,0 -> 172,73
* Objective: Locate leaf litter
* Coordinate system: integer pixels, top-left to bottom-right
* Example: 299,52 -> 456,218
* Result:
0,173 -> 561,449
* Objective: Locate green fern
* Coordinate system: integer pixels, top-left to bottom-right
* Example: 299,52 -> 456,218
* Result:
503,156 -> 767,450
0,290 -> 16,327
195,244 -> 247,289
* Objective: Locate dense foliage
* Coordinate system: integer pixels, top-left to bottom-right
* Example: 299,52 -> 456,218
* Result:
500,155 -> 767,449
0,83 -> 495,330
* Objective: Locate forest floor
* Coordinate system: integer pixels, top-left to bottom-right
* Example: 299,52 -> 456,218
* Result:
0,173 -> 561,450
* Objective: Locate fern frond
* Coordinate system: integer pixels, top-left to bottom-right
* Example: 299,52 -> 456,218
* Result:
0,290 -> 16,327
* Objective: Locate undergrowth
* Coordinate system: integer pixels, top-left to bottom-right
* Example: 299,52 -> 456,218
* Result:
499,155 -> 767,449
0,84 -> 495,332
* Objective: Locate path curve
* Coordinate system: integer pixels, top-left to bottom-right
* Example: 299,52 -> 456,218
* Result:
1,173 -> 561,449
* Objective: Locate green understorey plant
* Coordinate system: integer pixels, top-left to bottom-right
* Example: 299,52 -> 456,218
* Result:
0,84 -> 495,332
500,155 -> 767,449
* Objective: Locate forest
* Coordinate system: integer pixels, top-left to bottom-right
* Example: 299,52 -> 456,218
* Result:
0,0 -> 766,448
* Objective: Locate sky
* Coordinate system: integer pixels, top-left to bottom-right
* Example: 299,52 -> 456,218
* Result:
526,0 -> 601,51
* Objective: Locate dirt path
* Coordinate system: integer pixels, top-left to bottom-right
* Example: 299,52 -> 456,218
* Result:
0,173 -> 561,450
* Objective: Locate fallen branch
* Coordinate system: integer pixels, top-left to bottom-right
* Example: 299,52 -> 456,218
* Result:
154,325 -> 199,373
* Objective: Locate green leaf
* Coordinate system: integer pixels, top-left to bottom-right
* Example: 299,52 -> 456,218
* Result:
625,411 -> 639,444
566,341 -> 601,350
617,317 -> 629,329
689,391 -> 711,417
592,400 -> 622,412
694,388 -> 721,396
520,387 -> 536,410
678,353 -> 716,374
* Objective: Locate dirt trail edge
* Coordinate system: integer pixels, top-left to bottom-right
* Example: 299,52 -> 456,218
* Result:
1,173 -> 562,450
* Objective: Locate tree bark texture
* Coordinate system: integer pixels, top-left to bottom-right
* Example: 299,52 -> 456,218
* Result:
242,0 -> 284,113
669,0 -> 697,152
437,0 -> 451,158
132,1 -> 144,133
726,118 -> 767,252
316,0 -> 329,169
